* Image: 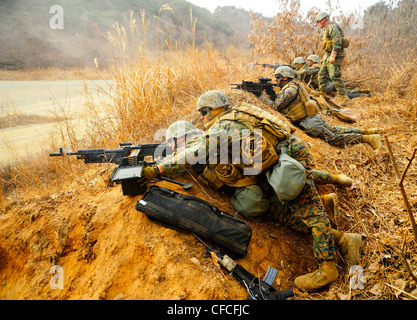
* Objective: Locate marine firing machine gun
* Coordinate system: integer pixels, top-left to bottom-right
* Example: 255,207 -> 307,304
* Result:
50,142 -> 174,195
231,77 -> 278,99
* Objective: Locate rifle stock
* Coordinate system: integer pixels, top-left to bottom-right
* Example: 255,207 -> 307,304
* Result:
195,234 -> 294,300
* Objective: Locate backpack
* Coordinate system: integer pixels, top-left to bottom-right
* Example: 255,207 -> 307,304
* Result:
265,141 -> 307,204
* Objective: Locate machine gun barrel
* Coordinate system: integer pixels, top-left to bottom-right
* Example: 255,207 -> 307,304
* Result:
49,142 -> 167,164
49,142 -> 169,195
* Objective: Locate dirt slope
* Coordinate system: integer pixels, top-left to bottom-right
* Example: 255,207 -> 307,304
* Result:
0,175 -> 316,300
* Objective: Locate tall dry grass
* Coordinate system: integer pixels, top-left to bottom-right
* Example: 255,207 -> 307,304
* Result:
0,8 -> 257,203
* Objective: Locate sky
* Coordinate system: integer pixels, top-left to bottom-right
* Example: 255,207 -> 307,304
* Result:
186,0 -> 383,17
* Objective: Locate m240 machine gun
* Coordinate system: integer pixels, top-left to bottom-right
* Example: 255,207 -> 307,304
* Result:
50,142 -> 187,195
231,77 -> 278,98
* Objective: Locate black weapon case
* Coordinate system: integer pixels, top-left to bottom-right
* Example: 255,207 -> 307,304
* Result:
136,186 -> 252,258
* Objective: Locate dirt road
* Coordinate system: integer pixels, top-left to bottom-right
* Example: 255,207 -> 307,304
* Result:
0,80 -> 113,164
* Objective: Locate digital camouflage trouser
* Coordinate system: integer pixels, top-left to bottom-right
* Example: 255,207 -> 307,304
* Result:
298,114 -> 363,147
318,54 -> 346,95
269,182 -> 336,261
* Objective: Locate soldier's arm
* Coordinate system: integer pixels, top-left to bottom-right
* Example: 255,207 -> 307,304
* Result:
287,135 -> 315,177
329,24 -> 343,51
158,121 -> 249,177
158,136 -> 206,177
260,86 -> 298,113
302,65 -> 320,75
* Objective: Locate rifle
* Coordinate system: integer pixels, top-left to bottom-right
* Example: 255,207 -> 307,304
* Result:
195,234 -> 294,300
49,142 -> 187,195
231,77 -> 278,98
248,62 -> 295,71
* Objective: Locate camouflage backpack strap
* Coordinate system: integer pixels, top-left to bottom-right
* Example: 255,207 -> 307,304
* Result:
235,102 -> 292,135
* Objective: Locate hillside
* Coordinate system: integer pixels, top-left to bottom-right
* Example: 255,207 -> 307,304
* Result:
0,0 -> 259,69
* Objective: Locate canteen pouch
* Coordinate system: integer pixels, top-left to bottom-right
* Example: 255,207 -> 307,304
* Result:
230,185 -> 270,222
305,100 -> 320,117
198,164 -> 224,190
136,185 -> 252,258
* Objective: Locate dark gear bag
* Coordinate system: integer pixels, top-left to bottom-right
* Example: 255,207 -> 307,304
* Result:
136,185 -> 252,258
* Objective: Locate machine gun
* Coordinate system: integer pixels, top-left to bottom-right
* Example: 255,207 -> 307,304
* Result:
231,77 -> 278,98
50,142 -> 188,195
195,235 -> 294,301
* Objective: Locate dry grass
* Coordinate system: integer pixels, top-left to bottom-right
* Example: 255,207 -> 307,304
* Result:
1,4 -> 417,300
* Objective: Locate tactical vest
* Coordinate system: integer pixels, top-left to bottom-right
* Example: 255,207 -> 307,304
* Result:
198,103 -> 293,189
322,22 -> 350,52
218,102 -> 293,147
278,82 -> 319,122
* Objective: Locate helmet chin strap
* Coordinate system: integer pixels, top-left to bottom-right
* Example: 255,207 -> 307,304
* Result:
206,108 -> 214,122
277,77 -> 290,88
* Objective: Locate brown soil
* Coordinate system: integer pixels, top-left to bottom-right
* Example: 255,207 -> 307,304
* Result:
0,176 -> 315,300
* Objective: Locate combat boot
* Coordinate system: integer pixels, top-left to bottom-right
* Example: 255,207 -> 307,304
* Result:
362,134 -> 383,149
336,93 -> 349,106
321,193 -> 339,227
333,174 -> 353,187
331,230 -> 362,267
360,128 -> 379,135
294,260 -> 338,292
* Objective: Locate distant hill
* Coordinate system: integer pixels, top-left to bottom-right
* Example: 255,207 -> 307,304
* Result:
0,0 -> 266,68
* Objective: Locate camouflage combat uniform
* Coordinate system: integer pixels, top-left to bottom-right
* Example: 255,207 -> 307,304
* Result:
296,63 -> 321,89
157,113 -> 336,262
318,21 -> 346,95
268,134 -> 336,261
298,63 -> 364,95
261,81 -> 365,147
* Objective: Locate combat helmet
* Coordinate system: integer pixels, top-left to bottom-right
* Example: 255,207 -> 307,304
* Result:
196,90 -> 230,111
274,66 -> 295,79
315,12 -> 329,23
307,54 -> 320,63
293,57 -> 306,64
166,120 -> 199,141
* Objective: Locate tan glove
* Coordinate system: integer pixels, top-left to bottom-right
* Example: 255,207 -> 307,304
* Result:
329,51 -> 337,64
142,165 -> 160,181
